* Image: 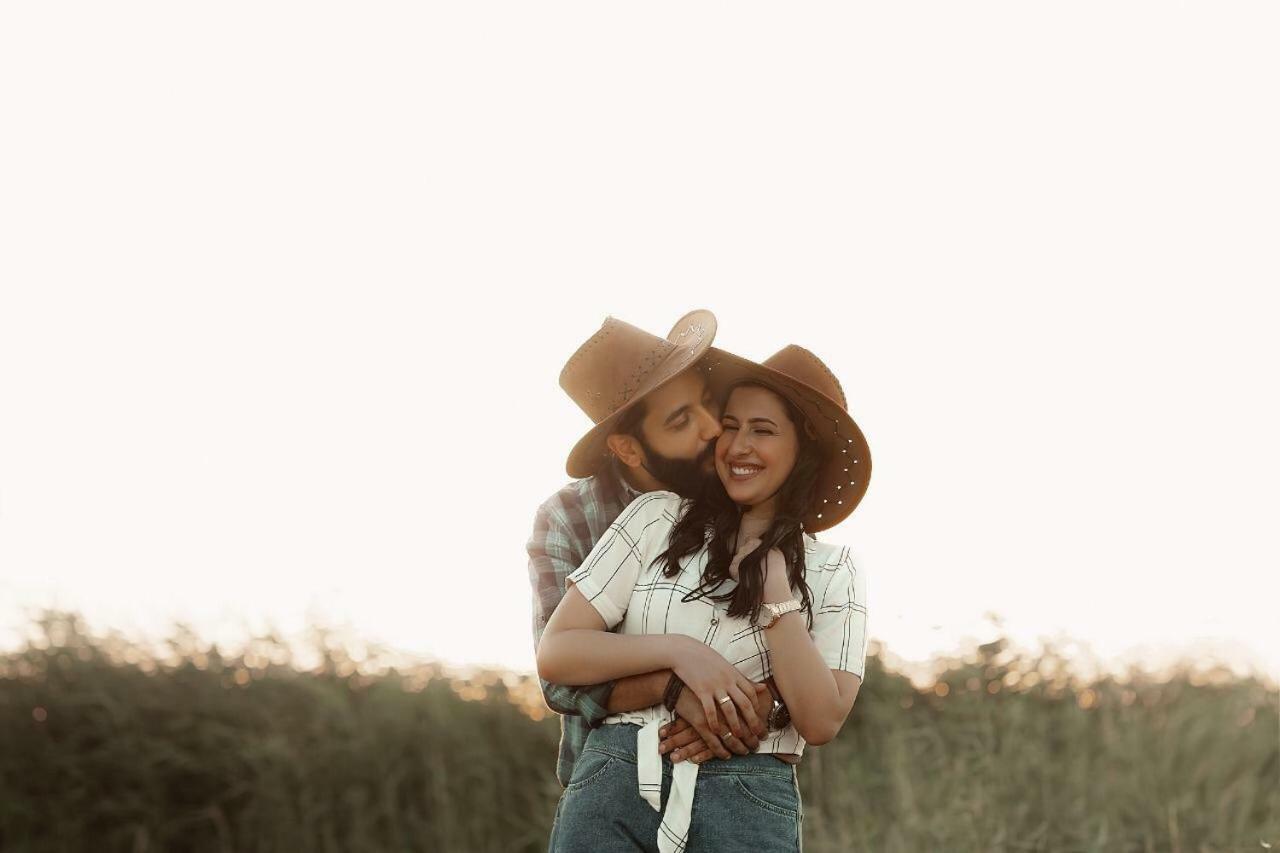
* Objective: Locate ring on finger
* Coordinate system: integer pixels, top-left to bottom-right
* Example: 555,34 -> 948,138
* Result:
717,695 -> 732,705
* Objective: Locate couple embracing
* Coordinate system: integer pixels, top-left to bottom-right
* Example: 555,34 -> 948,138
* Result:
526,309 -> 872,852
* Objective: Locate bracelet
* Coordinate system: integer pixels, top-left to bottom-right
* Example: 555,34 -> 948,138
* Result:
662,673 -> 685,712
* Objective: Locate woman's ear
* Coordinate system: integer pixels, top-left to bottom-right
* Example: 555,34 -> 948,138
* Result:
803,418 -> 819,441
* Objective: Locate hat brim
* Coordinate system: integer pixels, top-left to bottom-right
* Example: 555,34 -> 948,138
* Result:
703,349 -> 871,533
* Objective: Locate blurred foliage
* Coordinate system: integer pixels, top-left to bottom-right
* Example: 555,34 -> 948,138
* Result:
0,612 -> 1275,852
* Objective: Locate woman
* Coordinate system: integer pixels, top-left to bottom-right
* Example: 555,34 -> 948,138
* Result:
537,345 -> 871,853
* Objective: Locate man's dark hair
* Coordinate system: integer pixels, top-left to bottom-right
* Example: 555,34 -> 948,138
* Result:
615,399 -> 648,441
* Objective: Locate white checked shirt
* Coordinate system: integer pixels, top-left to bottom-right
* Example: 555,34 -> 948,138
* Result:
566,491 -> 869,853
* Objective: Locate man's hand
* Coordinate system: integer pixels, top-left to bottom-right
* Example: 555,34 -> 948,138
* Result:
667,636 -> 764,743
659,681 -> 772,764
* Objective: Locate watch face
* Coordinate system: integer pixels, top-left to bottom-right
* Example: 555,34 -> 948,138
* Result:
768,702 -> 791,731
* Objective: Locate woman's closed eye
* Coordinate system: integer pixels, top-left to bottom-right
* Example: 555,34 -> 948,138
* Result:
723,420 -> 774,436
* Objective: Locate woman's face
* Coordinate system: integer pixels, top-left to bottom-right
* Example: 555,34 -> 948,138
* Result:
715,384 -> 799,510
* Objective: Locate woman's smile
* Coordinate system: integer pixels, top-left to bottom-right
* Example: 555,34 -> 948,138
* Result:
715,384 -> 799,508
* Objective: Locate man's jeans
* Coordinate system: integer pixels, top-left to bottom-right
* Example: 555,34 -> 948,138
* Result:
548,723 -> 803,853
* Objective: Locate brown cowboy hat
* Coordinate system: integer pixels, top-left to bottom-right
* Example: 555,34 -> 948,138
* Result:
561,310 -> 717,478
709,345 -> 871,533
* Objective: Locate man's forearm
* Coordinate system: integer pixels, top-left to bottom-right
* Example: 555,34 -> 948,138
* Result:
605,669 -> 672,715
540,677 -> 615,721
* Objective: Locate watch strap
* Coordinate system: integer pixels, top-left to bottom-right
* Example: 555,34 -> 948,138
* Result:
761,599 -> 802,628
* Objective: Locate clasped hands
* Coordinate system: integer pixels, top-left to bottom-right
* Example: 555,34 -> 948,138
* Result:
658,677 -> 773,764
658,535 -> 778,764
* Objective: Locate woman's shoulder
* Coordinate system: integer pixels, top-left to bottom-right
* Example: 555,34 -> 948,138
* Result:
616,490 -> 685,526
801,539 -> 867,609
802,536 -> 859,575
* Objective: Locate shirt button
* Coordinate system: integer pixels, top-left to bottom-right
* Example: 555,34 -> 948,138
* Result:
710,617 -> 720,625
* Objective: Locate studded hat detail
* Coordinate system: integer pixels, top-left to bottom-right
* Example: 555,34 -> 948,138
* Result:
560,310 -> 717,478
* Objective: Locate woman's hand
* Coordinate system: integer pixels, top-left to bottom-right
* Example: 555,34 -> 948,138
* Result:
762,547 -> 793,602
727,537 -> 762,581
660,681 -> 773,764
667,635 -> 765,742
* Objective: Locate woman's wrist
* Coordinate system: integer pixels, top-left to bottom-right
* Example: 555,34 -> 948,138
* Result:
661,633 -> 692,668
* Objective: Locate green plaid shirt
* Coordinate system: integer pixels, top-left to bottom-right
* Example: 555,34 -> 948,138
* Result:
526,461 -> 642,787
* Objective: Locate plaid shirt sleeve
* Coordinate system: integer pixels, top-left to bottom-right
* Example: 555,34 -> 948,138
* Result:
527,499 -> 616,724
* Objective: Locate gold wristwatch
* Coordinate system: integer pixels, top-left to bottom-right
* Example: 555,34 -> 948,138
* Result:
759,599 -> 801,629
766,679 -> 791,731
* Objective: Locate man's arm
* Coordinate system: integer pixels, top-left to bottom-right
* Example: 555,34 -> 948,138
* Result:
527,498 -> 762,755
604,670 -> 669,714
660,681 -> 773,763
529,499 -> 698,723
528,501 -> 616,722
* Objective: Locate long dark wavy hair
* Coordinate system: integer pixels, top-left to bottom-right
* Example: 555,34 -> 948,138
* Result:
654,380 -> 826,627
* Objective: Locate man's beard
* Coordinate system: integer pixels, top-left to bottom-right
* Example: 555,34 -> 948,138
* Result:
637,438 -> 717,499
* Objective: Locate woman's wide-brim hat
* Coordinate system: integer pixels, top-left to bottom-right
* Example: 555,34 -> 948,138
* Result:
709,345 -> 871,533
561,310 -> 717,478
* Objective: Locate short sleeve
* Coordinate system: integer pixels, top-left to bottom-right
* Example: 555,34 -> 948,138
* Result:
566,491 -> 682,630
809,550 -> 869,678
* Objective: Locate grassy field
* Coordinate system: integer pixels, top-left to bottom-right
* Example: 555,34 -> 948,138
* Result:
0,612 -> 1275,853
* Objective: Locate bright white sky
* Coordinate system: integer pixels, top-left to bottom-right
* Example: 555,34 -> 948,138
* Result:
2,3 -> 1277,681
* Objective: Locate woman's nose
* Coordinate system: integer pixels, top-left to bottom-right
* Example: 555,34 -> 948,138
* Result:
729,428 -> 753,455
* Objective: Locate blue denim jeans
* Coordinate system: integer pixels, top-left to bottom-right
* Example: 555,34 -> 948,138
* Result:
549,723 -> 803,853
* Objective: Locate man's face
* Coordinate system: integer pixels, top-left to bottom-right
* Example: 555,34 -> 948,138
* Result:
633,370 -> 722,495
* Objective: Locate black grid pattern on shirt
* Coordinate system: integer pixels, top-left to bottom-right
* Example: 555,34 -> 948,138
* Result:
811,546 -> 867,672
571,492 -> 679,620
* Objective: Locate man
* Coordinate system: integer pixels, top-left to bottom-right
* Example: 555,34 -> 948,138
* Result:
526,310 -> 776,788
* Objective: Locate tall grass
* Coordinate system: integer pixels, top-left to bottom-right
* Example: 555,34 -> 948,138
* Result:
0,612 -> 1275,852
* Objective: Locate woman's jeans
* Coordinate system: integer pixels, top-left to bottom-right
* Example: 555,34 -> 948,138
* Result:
548,723 -> 803,853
